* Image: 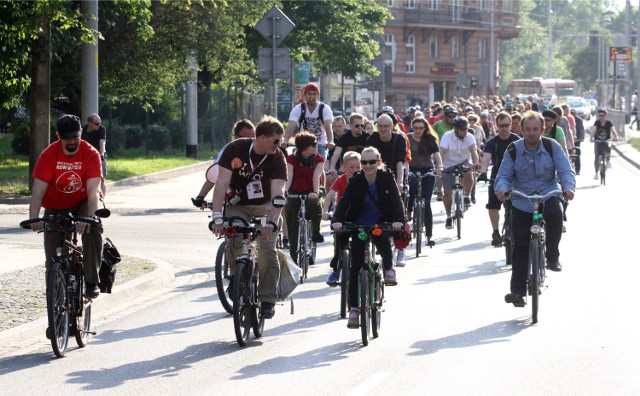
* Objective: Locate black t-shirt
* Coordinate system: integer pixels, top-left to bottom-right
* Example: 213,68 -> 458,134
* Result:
365,132 -> 407,169
483,133 -> 520,179
593,120 -> 613,141
81,124 -> 107,153
217,138 -> 287,205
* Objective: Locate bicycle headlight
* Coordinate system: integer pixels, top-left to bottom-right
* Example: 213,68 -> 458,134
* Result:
530,224 -> 542,234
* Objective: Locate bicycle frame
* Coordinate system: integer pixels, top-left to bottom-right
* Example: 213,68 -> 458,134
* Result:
409,170 -> 436,256
288,194 -> 314,282
444,165 -> 469,239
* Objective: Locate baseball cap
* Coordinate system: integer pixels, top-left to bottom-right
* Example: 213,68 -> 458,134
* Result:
303,83 -> 320,94
57,114 -> 82,139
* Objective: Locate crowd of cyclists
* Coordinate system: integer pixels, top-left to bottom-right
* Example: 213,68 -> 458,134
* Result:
198,82 -> 615,326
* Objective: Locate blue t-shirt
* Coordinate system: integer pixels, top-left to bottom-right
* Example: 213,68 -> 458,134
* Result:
354,182 -> 382,226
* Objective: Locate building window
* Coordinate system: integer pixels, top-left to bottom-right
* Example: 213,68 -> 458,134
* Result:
478,38 -> 487,60
503,0 -> 513,13
451,0 -> 460,22
451,36 -> 459,59
385,34 -> 396,72
405,0 -> 416,8
427,0 -> 438,10
478,0 -> 487,11
429,36 -> 438,59
386,0 -> 394,7
406,35 -> 415,73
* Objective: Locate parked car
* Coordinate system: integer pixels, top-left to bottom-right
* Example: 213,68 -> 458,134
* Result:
587,98 -> 598,116
566,97 -> 591,121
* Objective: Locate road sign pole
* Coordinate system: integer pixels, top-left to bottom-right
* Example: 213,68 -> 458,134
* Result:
272,15 -> 277,117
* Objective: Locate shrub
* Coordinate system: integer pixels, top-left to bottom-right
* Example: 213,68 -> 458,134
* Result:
124,124 -> 146,149
166,119 -> 183,149
10,119 -> 30,155
107,123 -> 125,155
146,124 -> 171,151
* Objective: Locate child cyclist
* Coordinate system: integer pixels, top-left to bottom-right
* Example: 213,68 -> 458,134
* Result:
285,131 -> 325,264
322,151 -> 362,285
331,147 -> 407,329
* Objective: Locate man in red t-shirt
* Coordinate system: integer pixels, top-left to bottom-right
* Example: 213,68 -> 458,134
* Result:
28,114 -> 103,299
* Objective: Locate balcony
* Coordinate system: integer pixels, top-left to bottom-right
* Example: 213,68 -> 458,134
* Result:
402,5 -> 483,27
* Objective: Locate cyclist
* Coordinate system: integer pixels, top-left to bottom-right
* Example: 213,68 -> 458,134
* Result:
283,83 -> 334,158
81,113 -> 107,197
323,151 -> 362,285
192,119 -> 256,208
590,109 -> 619,179
407,116 -> 443,247
331,147 -> 406,328
494,111 -> 575,307
285,131 -> 325,264
432,106 -> 458,201
439,116 -> 479,230
478,112 -> 520,246
27,114 -> 103,300
210,116 -> 287,319
541,109 -> 570,157
570,108 -> 585,175
327,112 -> 369,182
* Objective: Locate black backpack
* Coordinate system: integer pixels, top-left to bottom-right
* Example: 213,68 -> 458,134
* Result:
99,237 -> 121,294
297,102 -> 325,132
507,137 -> 553,162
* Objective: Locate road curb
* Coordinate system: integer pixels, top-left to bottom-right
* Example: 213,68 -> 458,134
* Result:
0,161 -> 211,205
0,256 -> 174,348
612,143 -> 640,171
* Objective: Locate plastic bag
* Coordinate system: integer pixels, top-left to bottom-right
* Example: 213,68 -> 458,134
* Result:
276,249 -> 300,301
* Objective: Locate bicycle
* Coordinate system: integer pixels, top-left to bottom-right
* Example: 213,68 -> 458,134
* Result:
508,189 -> 563,324
443,165 -> 470,239
338,222 -> 394,346
213,215 -> 265,346
20,213 -> 103,358
408,170 -> 436,257
287,193 -> 318,283
501,198 -> 514,266
595,139 -> 611,185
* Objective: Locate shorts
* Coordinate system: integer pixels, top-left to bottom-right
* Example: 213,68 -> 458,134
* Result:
486,183 -> 502,210
441,161 -> 471,193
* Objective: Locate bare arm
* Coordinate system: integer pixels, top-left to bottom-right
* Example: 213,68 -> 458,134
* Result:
395,161 -> 404,188
480,153 -> 492,173
324,120 -> 334,147
284,122 -> 297,146
211,167 -> 232,214
99,139 -> 106,156
328,146 -> 343,172
312,162 -> 323,194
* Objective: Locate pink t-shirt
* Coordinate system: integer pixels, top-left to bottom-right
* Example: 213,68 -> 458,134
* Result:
32,140 -> 102,209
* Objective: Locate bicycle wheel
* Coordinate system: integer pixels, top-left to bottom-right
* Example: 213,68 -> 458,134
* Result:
359,271 -> 371,346
251,267 -> 265,338
371,269 -> 383,338
455,192 -> 462,239
415,202 -> 423,257
339,248 -> 350,319
73,279 -> 92,348
298,222 -> 308,282
214,241 -> 232,314
47,261 -> 69,358
600,156 -> 606,185
232,262 -> 252,346
529,239 -> 540,324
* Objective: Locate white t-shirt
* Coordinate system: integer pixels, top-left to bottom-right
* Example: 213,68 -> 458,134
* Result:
288,102 -> 334,145
440,130 -> 477,168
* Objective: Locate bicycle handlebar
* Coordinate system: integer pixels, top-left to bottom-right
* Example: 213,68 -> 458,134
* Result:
508,189 -> 564,203
442,165 -> 470,174
20,213 -> 102,230
408,170 -> 437,178
332,222 -> 399,234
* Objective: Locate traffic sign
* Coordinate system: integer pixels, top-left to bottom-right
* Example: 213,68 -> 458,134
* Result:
258,48 -> 290,80
616,62 -> 627,77
255,6 -> 295,47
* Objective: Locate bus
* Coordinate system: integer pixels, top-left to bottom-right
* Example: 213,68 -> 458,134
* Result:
508,77 -> 576,100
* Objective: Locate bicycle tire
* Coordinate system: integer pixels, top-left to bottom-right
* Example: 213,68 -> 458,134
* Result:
251,266 -> 264,338
339,248 -> 350,319
298,221 -> 308,281
600,156 -> 606,186
73,278 -> 92,348
371,270 -> 383,338
47,261 -> 69,358
359,271 -> 371,346
530,239 -> 540,324
214,241 -> 232,314
415,202 -> 423,257
455,192 -> 462,239
232,261 -> 252,346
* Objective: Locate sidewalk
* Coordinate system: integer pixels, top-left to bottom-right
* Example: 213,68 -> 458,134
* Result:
0,161 -> 210,348
612,123 -> 640,171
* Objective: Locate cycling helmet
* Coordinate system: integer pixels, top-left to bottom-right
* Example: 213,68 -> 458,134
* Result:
393,223 -> 412,249
443,106 -> 458,116
452,116 -> 469,130
381,105 -> 395,114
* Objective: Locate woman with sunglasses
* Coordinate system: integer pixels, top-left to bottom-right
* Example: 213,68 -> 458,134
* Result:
407,117 -> 443,247
285,131 -> 325,264
331,147 -> 406,328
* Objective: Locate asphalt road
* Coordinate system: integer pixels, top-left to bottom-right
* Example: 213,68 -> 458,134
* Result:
1,142 -> 639,395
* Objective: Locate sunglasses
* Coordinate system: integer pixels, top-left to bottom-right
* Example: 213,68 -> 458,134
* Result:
497,124 -> 511,128
360,159 -> 379,165
92,122 -> 101,126
310,142 -> 317,147
412,126 -> 426,130
353,124 -> 364,128
270,138 -> 282,145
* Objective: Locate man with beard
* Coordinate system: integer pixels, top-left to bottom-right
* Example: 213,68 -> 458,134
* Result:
27,114 -> 104,300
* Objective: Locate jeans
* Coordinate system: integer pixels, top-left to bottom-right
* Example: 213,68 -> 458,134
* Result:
510,197 -> 563,295
348,232 -> 393,308
285,196 -> 322,263
407,169 -> 436,237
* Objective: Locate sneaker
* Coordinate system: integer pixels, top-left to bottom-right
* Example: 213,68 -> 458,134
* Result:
395,249 -> 406,267
347,308 -> 360,328
594,173 -> 599,180
445,218 -> 453,229
427,236 -> 436,248
85,282 -> 100,299
384,268 -> 397,286
260,301 -> 276,319
326,271 -> 340,286
471,196 -> 476,204
464,197 -> 472,206
282,237 -> 289,249
491,230 -> 502,247
504,293 -> 525,307
312,232 -> 324,243
436,191 -> 443,201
